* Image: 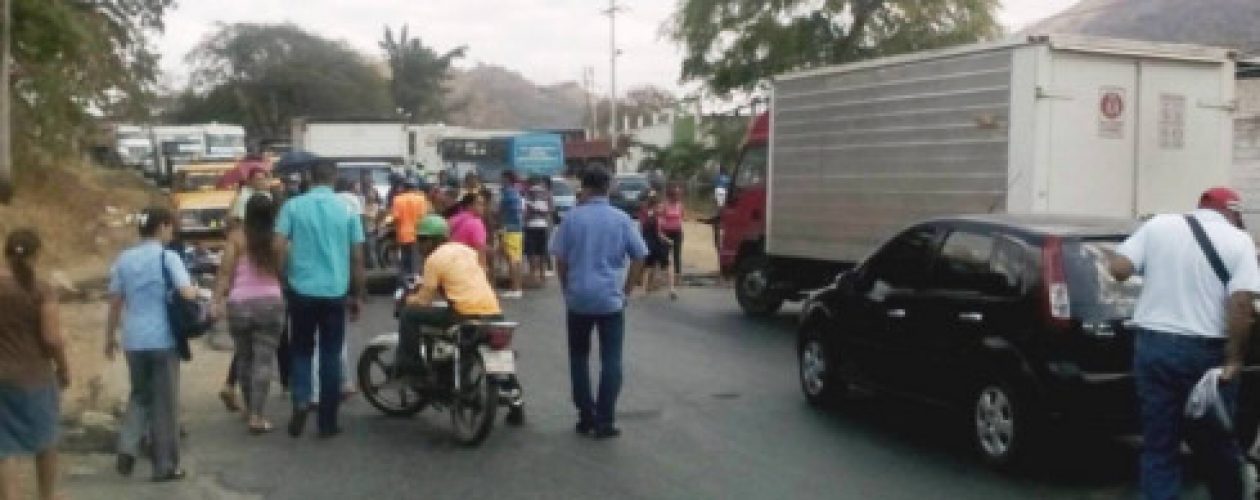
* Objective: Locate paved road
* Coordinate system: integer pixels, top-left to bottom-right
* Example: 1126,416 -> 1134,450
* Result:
64,285 -> 1222,499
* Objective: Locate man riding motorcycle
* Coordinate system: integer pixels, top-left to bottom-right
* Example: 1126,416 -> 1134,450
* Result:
398,214 -> 525,425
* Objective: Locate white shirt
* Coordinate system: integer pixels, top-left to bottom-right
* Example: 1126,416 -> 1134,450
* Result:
337,192 -> 364,216
1118,209 -> 1260,338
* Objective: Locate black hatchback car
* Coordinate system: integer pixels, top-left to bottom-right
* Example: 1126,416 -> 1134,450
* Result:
797,214 -> 1259,466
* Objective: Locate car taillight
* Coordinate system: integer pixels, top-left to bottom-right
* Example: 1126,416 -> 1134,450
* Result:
485,322 -> 518,350
1041,236 -> 1072,327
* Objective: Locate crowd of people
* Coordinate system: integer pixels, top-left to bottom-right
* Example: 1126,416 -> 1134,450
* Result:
0,160 -> 694,493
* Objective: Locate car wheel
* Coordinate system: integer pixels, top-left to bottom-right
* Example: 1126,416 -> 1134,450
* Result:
799,325 -> 845,408
972,380 -> 1035,468
735,255 -> 783,317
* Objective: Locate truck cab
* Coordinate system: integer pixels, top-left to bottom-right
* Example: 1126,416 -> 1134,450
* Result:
719,112 -> 769,275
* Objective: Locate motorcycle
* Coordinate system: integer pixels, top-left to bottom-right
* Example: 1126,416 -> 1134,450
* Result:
373,215 -> 399,269
357,279 -> 523,446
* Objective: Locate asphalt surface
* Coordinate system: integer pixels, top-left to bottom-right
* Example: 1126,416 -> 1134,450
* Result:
63,284 -> 1226,499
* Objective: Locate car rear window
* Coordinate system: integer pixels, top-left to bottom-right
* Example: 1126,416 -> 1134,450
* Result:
1062,239 -> 1142,321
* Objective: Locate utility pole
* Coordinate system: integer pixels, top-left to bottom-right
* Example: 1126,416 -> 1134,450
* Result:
0,0 -> 12,204
603,0 -> 624,170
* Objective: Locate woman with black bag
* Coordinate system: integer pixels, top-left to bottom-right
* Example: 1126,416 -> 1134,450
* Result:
105,207 -> 200,482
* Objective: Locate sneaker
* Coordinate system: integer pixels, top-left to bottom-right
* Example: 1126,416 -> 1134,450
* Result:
500,290 -> 524,299
544,270 -> 555,277
593,426 -> 622,439
506,405 -> 526,426
116,454 -> 135,477
287,408 -> 309,438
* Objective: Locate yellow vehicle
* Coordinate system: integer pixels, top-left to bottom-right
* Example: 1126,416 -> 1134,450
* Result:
171,162 -> 236,248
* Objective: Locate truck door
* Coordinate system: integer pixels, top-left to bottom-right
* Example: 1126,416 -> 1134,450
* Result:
1134,60 -> 1231,216
1044,53 -> 1138,218
720,145 -> 768,271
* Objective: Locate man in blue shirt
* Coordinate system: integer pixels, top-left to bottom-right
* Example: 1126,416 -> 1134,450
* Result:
275,160 -> 366,439
499,170 -> 525,299
106,207 -> 200,481
550,167 -> 648,439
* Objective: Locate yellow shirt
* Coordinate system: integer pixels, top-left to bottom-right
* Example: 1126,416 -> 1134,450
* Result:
415,242 -> 501,316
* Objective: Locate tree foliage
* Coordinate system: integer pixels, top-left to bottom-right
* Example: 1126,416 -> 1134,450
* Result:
178,23 -> 393,139
668,0 -> 1002,95
380,25 -> 465,122
13,0 -> 173,157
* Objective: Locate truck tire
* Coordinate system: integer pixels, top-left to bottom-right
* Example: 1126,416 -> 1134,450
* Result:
735,255 -> 783,317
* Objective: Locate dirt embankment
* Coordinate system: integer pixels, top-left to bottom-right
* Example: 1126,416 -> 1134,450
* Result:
1,164 -> 164,418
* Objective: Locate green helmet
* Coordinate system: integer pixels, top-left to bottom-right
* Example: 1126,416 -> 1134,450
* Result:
416,214 -> 449,238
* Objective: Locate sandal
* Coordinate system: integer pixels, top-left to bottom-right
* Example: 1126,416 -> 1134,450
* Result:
219,389 -> 240,412
248,420 -> 274,435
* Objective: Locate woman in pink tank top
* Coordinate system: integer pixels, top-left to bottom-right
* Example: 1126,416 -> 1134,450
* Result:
662,185 -> 686,295
213,193 -> 285,434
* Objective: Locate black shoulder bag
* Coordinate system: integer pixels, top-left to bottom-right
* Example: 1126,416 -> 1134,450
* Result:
1185,214 -> 1231,287
161,250 -> 207,361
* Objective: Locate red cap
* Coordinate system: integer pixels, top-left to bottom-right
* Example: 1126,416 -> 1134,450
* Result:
1199,187 -> 1243,212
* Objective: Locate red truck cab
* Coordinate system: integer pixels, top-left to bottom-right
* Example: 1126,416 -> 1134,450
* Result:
719,112 -> 769,274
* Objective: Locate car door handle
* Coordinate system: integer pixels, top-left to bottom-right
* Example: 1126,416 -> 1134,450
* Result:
887,309 -> 906,319
958,312 -> 984,323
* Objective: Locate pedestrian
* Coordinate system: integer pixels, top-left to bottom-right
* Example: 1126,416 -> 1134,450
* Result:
398,215 -> 525,425
1107,187 -> 1260,500
523,180 -> 553,287
221,169 -> 275,412
274,160 -> 366,439
106,207 -> 200,481
212,194 -> 286,435
449,192 -> 491,270
662,185 -> 686,295
550,167 -> 648,439
499,170 -> 525,299
639,194 -> 676,299
0,229 -> 70,500
391,178 -> 429,277
229,167 -> 271,226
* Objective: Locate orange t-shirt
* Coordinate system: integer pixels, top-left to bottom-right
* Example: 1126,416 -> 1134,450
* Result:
391,192 -> 429,244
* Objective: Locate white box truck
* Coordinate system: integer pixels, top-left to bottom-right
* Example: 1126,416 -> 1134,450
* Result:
291,119 -> 411,165
721,35 -> 1237,316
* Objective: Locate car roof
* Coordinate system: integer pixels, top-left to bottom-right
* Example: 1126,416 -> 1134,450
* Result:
923,214 -> 1138,238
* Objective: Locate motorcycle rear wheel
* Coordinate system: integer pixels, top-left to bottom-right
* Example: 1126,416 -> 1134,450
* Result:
450,350 -> 497,446
357,344 -> 427,417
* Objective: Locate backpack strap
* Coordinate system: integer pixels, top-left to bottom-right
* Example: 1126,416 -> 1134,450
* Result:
1185,214 -> 1231,287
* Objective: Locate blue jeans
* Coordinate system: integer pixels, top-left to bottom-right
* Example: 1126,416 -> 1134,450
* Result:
289,294 -> 347,433
1134,329 -> 1244,500
567,311 -> 625,429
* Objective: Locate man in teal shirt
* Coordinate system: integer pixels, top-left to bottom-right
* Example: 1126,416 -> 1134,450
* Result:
275,160 -> 365,439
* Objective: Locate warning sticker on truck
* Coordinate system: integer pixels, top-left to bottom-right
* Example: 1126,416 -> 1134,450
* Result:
1098,87 -> 1126,139
1159,93 -> 1186,150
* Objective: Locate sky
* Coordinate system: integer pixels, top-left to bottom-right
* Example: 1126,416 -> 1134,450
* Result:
156,0 -> 1082,95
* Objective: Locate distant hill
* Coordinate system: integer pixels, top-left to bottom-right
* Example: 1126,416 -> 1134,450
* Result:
1024,0 -> 1260,55
445,65 -> 589,130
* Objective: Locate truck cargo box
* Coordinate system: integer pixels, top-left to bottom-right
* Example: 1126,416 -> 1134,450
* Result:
768,35 -> 1236,264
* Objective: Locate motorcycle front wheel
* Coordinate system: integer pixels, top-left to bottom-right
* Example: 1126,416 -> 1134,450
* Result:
450,349 -> 497,446
357,344 -> 427,417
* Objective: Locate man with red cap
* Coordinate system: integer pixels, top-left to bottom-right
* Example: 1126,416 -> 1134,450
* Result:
1109,186 -> 1260,500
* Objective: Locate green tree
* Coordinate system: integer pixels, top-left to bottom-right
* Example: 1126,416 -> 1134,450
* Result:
2,0 -> 172,200
668,0 -> 1001,95
181,23 -> 393,139
379,25 -> 465,122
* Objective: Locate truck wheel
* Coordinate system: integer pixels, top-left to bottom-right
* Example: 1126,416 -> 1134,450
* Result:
735,255 -> 783,317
